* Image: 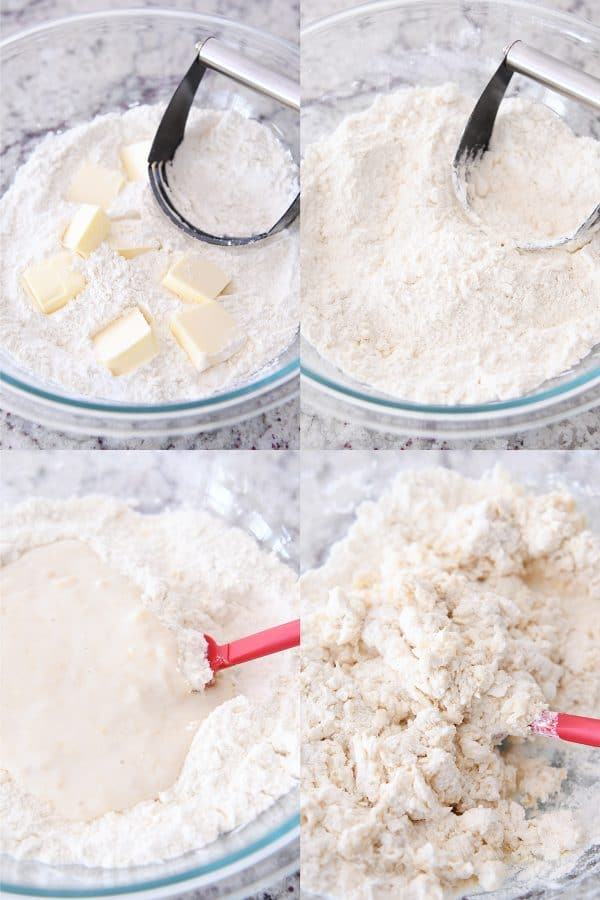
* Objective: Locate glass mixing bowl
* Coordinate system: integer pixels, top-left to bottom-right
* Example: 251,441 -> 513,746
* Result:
301,0 -> 600,439
0,11 -> 299,437
0,451 -> 300,898
301,449 -> 600,899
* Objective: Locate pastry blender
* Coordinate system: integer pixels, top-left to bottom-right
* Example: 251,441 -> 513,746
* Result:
148,37 -> 300,246
452,41 -> 600,251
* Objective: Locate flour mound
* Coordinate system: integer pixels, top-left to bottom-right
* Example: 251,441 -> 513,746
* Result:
0,106 -> 298,403
466,97 -> 600,243
301,467 -> 600,899
168,111 -> 298,236
0,497 -> 299,867
302,85 -> 600,404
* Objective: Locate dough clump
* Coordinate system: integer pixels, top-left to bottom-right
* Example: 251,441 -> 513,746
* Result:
301,467 -> 600,898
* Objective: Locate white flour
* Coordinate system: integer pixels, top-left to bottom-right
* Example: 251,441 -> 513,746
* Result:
301,467 -> 600,899
302,85 -> 600,404
0,496 -> 298,866
0,106 -> 298,403
168,112 -> 297,236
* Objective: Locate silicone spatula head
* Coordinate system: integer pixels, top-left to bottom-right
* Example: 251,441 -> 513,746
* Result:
204,619 -> 300,674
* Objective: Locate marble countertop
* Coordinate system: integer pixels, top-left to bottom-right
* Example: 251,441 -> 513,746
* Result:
1,406 -> 299,451
300,0 -> 599,450
0,449 -> 299,527
2,0 -> 299,42
301,408 -> 600,450
0,449 -> 300,900
0,0 -> 299,451
301,0 -> 596,25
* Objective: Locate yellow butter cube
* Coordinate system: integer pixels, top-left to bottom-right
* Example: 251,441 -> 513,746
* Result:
93,307 -> 159,376
108,221 -> 159,259
62,205 -> 110,258
22,252 -> 86,314
170,301 -> 245,372
120,141 -> 151,182
67,162 -> 125,208
162,252 -> 231,304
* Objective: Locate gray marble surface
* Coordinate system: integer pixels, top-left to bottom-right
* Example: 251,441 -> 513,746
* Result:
302,0 -> 596,24
0,0 -> 299,451
0,449 -> 300,900
0,449 -> 299,528
1,406 -> 299,451
300,0 -> 600,450
301,408 -> 600,450
2,0 -> 299,42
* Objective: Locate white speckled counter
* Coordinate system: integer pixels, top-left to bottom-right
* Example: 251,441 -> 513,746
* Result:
302,0 -> 595,24
0,0 -> 299,451
0,449 -> 300,900
300,0 -> 600,450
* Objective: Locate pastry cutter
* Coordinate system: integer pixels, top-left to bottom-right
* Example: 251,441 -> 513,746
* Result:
204,618 -> 300,673
148,37 -> 300,247
452,40 -> 600,251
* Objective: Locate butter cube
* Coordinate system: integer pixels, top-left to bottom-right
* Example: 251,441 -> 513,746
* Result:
22,252 -> 86,314
62,205 -> 110,258
93,307 -> 159,376
120,141 -> 151,182
108,221 -> 160,259
67,162 -> 124,208
162,253 -> 231,304
170,301 -> 245,372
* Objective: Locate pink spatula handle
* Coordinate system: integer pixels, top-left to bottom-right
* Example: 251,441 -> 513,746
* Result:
530,711 -> 600,748
205,619 -> 300,673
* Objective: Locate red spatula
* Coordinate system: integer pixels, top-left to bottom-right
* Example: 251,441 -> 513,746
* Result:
530,711 -> 600,748
204,619 -> 300,673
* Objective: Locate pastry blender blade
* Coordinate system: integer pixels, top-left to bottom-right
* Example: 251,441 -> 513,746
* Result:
148,37 -> 300,247
452,41 -> 600,251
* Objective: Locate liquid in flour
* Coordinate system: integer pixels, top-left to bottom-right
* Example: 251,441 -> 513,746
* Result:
0,539 -> 233,821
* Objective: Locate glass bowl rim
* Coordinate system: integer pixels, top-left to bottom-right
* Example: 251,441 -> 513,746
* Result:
301,0 -> 600,417
0,816 -> 300,898
0,8 -> 299,417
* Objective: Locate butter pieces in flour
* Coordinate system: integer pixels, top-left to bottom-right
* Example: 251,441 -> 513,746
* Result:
93,307 -> 159,376
22,252 -> 86,314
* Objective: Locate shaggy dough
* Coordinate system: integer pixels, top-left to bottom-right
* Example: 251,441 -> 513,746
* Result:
301,468 -> 600,899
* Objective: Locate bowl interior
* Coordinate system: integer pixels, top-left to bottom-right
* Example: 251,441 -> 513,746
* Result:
0,450 -> 300,896
0,10 -> 299,414
301,0 -> 600,415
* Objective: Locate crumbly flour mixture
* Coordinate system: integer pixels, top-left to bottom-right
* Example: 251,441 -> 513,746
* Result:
302,85 -> 600,404
0,496 -> 298,866
301,468 -> 600,899
0,106 -> 298,402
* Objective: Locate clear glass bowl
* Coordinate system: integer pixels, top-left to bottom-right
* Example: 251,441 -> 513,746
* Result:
301,449 -> 600,899
301,0 -> 600,439
0,11 -> 299,437
0,451 -> 300,898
